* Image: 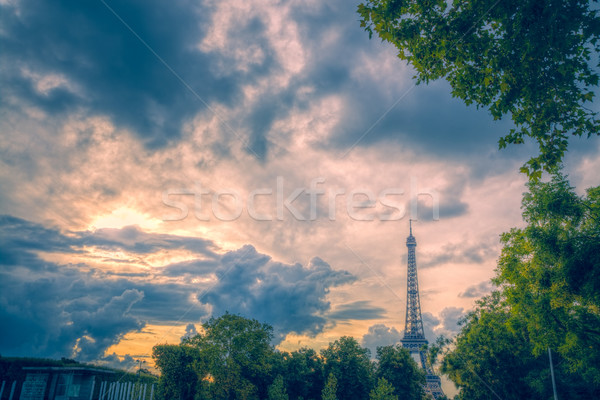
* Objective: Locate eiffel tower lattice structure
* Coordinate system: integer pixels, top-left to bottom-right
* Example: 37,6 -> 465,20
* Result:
400,221 -> 445,399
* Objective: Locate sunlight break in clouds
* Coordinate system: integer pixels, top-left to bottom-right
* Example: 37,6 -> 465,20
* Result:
91,207 -> 163,230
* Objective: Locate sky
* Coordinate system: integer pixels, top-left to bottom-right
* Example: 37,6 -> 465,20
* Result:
1,0 -> 599,393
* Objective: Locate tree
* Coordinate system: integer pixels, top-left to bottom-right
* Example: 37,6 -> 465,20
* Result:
494,173 -> 600,383
279,347 -> 325,400
369,378 -> 398,400
321,336 -> 375,400
152,344 -> 199,400
441,292 -> 549,399
442,291 -> 600,399
441,174 -> 600,398
357,0 -> 600,178
268,375 -> 289,400
375,345 -> 425,399
321,373 -> 338,400
183,313 -> 277,400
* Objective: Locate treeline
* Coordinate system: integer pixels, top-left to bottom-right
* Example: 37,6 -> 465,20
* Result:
152,313 -> 431,400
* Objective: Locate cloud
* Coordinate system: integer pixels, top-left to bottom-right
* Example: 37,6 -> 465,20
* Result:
180,323 -> 198,342
327,301 -> 386,322
360,308 -> 465,359
95,353 -> 140,372
421,312 -> 441,343
437,307 -> 466,335
459,281 -> 494,299
161,259 -> 220,278
0,215 -> 358,358
421,307 -> 467,341
361,324 -> 402,358
0,263 -> 146,361
69,289 -> 145,361
201,246 -> 357,341
0,0 -> 240,149
0,215 -> 80,266
0,215 -> 220,268
79,225 -> 220,256
420,240 -> 500,269
0,0 -> 545,170
414,198 -> 469,222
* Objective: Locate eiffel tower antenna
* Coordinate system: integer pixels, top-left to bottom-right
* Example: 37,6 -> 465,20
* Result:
401,221 -> 445,399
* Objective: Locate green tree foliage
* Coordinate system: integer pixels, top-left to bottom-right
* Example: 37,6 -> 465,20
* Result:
375,345 -> 425,399
268,375 -> 289,400
369,378 -> 398,400
441,174 -> 600,398
441,292 -> 550,399
320,336 -> 375,400
184,313 -> 276,400
357,0 -> 600,177
442,291 -> 599,399
495,174 -> 600,382
321,373 -> 338,400
152,344 -> 199,400
280,347 -> 324,400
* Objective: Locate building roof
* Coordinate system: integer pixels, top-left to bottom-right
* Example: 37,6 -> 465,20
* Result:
22,366 -> 115,374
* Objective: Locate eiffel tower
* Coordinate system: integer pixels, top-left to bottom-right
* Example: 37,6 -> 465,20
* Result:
401,220 -> 445,399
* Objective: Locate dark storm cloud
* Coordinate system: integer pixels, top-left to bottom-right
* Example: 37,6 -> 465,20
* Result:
0,217 -> 214,358
124,281 -> 209,324
0,215 -> 81,264
79,225 -> 220,256
201,246 -> 357,340
409,173 -> 471,222
1,0 -> 596,171
69,289 -> 146,360
289,0 -> 518,162
0,249 -> 210,359
285,2 -> 575,172
0,216 -> 358,358
0,215 -> 220,266
334,84 -> 512,156
0,0 -> 530,168
0,261 -> 146,361
161,258 -> 220,277
361,324 -> 402,358
0,0 -> 240,148
421,307 -> 466,341
327,300 -> 386,321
